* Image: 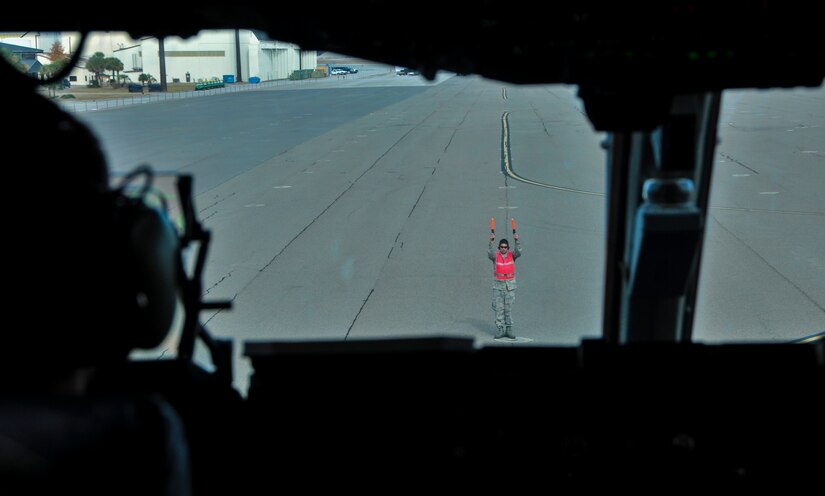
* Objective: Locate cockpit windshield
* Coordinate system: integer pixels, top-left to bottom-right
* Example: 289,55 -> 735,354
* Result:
17,30 -> 817,392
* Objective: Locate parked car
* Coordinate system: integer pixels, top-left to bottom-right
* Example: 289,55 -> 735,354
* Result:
127,83 -> 143,93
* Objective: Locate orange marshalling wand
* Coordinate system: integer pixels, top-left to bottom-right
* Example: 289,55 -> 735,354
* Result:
490,217 -> 495,233
511,218 -> 517,233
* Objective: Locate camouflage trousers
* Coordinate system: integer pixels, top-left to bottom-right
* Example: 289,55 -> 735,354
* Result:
492,285 -> 516,330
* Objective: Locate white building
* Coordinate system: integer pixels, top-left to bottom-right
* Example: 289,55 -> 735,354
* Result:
2,30 -> 316,85
139,30 -> 315,83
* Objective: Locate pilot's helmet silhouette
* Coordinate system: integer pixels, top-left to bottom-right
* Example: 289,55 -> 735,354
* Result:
7,73 -> 180,371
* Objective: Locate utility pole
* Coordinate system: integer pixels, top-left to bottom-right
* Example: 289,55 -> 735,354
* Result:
235,29 -> 243,83
158,37 -> 168,91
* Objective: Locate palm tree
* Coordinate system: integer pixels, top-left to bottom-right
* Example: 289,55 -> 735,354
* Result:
85,52 -> 107,86
105,57 -> 124,87
138,73 -> 155,89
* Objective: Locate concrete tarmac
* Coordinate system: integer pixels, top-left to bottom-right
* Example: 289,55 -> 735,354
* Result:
76,72 -> 825,394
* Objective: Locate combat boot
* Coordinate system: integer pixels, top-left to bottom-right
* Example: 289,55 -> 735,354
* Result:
505,326 -> 515,339
495,327 -> 506,339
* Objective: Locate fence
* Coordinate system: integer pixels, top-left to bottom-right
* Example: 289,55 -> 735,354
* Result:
57,74 -> 346,113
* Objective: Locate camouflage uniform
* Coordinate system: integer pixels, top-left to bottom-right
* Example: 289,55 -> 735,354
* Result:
488,238 -> 521,339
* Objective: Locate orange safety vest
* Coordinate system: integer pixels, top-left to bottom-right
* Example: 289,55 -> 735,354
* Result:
494,251 -> 515,280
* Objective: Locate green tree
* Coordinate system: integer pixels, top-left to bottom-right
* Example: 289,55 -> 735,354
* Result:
138,73 -> 154,86
104,57 -> 124,87
85,51 -> 107,85
0,47 -> 28,73
39,58 -> 69,97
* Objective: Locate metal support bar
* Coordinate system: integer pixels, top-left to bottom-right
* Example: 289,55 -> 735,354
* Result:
600,92 -> 722,343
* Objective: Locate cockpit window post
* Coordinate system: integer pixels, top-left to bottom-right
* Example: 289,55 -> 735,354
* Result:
603,92 -> 722,343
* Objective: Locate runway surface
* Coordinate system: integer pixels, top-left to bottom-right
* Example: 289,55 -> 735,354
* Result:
77,69 -> 825,393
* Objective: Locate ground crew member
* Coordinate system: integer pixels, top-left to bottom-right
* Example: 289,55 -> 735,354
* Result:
489,231 -> 521,339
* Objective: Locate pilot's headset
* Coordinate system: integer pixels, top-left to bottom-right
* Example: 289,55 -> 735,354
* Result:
52,160 -> 180,368
7,76 -> 181,369
93,165 -> 182,353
